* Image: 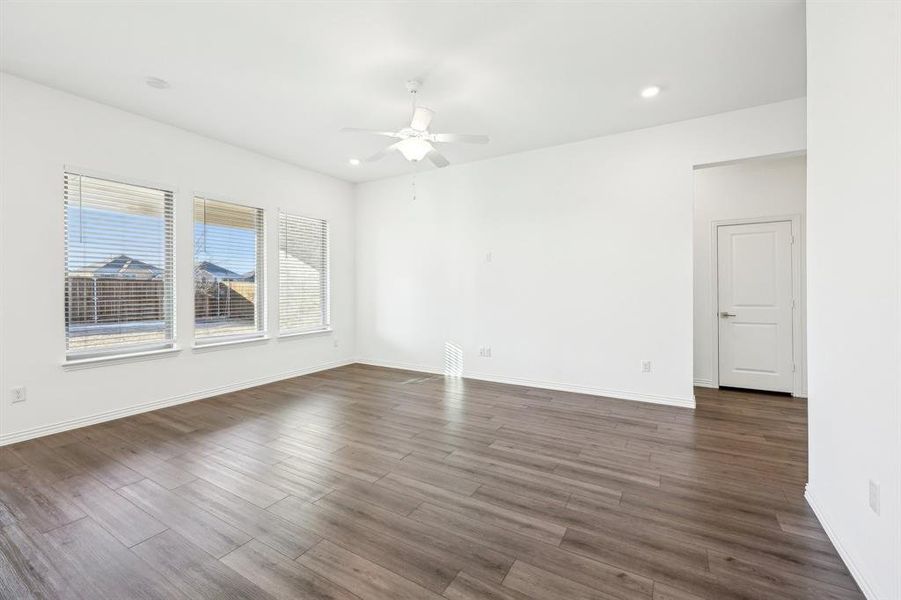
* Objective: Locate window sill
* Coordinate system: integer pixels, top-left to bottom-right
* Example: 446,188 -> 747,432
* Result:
192,335 -> 270,351
63,346 -> 181,370
278,327 -> 332,340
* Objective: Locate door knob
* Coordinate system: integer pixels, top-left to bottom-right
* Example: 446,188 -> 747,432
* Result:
719,311 -> 737,318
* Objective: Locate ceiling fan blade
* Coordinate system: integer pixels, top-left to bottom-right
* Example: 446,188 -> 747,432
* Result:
430,133 -> 490,144
426,149 -> 450,168
366,141 -> 401,163
410,106 -> 435,131
341,127 -> 401,138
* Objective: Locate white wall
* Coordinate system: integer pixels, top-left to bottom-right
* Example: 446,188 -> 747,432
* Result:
0,74 -> 356,444
355,98 -> 806,407
806,2 -> 901,599
692,155 -> 807,393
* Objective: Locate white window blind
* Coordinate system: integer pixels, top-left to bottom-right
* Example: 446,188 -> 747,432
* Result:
193,197 -> 265,342
64,172 -> 175,358
279,212 -> 329,334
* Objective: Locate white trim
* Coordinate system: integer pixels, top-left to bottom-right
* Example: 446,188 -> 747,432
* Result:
693,377 -> 716,388
354,358 -> 450,377
805,485 -> 882,600
709,214 -> 806,397
278,328 -> 333,340
356,358 -> 696,409
192,334 -> 269,351
465,370 -> 696,408
0,359 -> 353,446
63,346 -> 181,370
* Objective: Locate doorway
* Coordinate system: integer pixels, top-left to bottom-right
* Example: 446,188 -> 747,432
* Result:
693,154 -> 807,397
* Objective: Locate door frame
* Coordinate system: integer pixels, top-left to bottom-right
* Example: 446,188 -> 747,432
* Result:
709,214 -> 805,397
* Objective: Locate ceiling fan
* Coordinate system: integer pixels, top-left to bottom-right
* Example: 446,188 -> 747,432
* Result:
341,80 -> 489,168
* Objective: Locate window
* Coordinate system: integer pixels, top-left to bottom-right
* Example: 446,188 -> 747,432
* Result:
64,172 -> 175,359
278,212 -> 329,334
193,196 -> 265,342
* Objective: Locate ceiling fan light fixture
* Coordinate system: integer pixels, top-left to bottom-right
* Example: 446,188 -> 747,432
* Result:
397,138 -> 433,162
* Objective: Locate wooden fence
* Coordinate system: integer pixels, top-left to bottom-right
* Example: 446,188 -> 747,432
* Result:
66,276 -> 255,323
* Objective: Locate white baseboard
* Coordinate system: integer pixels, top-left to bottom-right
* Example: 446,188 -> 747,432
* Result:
354,357 -> 446,377
0,359 -> 354,446
805,484 -> 882,600
2,357 -> 696,446
356,358 -> 695,409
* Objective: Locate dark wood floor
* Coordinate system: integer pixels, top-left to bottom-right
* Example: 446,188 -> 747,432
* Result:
0,364 -> 862,599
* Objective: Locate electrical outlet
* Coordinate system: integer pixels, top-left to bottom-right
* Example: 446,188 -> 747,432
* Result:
486,251 -> 493,263
333,339 -> 339,348
10,386 -> 26,404
869,480 -> 881,515
641,360 -> 652,373
479,346 -> 492,358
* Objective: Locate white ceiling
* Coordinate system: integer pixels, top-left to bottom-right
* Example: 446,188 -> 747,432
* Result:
0,1 -> 806,183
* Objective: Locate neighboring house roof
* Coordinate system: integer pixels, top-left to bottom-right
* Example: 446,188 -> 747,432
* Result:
195,260 -> 243,281
74,254 -> 163,279
71,255 -> 248,282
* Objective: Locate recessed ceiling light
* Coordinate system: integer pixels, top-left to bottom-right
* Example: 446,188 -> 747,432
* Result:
348,158 -> 361,166
145,76 -> 170,90
641,85 -> 661,98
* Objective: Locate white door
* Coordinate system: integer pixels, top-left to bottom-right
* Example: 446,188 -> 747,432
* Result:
717,221 -> 794,392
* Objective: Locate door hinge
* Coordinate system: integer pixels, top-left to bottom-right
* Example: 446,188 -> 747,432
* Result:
792,364 -> 796,372
792,299 -> 796,309
790,234 -> 795,244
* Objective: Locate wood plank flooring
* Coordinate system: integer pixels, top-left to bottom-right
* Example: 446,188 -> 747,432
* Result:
0,364 -> 863,599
